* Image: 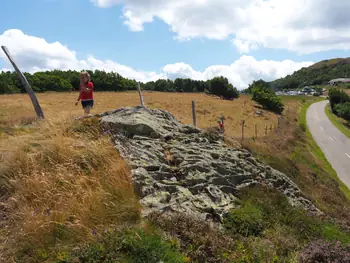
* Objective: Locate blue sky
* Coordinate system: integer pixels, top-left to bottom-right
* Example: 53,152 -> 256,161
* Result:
1,0 -> 350,89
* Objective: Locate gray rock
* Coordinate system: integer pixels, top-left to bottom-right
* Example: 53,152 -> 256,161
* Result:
100,107 -> 322,223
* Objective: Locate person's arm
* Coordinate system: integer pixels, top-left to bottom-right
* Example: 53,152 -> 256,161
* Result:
75,85 -> 82,105
85,82 -> 93,92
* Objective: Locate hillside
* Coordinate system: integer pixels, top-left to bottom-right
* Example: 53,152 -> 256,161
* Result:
270,57 -> 350,90
1,93 -> 350,262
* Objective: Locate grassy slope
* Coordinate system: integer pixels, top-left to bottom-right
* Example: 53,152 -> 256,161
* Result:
243,96 -> 350,217
325,103 -> 350,139
1,93 -> 350,262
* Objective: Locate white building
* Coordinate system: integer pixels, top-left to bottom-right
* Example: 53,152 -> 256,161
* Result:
328,78 -> 350,85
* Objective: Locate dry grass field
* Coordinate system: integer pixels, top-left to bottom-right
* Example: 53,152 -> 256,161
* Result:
0,91 -> 281,139
1,91 -> 350,262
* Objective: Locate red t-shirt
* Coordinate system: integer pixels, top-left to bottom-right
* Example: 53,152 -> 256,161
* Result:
79,81 -> 94,101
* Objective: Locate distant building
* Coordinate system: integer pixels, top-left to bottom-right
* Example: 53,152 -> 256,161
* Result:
328,78 -> 350,86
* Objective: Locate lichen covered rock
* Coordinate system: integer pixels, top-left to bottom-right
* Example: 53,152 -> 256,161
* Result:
99,106 -> 321,222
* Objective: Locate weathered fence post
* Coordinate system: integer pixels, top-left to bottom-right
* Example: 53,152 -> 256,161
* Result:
265,125 -> 268,135
255,124 -> 258,139
137,82 -> 145,107
277,117 -> 281,129
192,101 -> 197,127
1,46 -> 44,119
220,116 -> 225,134
241,120 -> 245,140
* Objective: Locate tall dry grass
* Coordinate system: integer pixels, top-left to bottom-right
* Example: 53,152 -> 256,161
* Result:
0,92 -> 279,139
0,116 -> 140,262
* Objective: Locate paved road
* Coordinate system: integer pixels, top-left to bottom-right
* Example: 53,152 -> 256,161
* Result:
307,100 -> 350,188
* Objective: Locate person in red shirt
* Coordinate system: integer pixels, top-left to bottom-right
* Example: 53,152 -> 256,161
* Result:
75,71 -> 94,115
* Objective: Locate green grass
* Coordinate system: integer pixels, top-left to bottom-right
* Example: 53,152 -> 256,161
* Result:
325,103 -> 350,139
55,227 -> 188,263
223,185 -> 350,262
299,98 -> 350,199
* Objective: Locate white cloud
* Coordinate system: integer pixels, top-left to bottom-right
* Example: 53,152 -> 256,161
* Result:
162,56 -> 313,89
0,29 -> 161,82
0,29 -> 313,89
91,0 -> 350,54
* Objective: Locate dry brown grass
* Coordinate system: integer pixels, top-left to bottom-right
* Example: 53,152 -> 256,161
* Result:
0,92 -> 279,139
0,117 -> 140,262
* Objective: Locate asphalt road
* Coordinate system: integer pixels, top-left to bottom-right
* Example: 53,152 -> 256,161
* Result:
307,100 -> 350,188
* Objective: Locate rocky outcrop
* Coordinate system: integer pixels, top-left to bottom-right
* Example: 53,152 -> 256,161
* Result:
98,106 -> 321,222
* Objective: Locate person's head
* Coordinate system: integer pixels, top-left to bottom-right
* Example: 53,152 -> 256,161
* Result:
80,71 -> 90,84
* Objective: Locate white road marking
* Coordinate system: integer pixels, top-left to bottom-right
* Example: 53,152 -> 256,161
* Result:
329,136 -> 334,141
346,153 -> 350,159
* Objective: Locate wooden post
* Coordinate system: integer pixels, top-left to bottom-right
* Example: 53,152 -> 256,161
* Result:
192,101 -> 197,127
241,120 -> 245,140
265,125 -> 268,135
255,124 -> 258,139
137,82 -> 145,107
270,124 -> 273,131
278,117 -> 281,128
1,46 -> 44,119
220,116 -> 225,134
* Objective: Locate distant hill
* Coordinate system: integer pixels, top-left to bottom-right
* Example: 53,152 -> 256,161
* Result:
270,58 -> 350,90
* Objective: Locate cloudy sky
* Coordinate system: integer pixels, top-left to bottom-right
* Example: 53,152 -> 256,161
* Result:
1,0 -> 350,89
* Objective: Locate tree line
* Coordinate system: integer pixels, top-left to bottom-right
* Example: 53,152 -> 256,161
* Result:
0,70 -> 239,99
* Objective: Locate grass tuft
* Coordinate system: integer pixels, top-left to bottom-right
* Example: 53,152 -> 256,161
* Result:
0,116 -> 140,262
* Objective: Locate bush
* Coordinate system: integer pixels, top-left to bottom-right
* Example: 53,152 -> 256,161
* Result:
63,228 -> 187,263
334,102 -> 350,121
252,88 -> 284,113
299,241 -> 350,263
328,88 -> 350,110
224,202 -> 265,237
149,212 -> 234,263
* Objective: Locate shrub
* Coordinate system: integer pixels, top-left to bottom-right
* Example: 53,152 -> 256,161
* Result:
252,88 -> 284,113
149,212 -> 234,263
334,102 -> 350,121
299,241 -> 350,263
328,88 -> 350,110
63,228 -> 187,263
224,202 -> 265,237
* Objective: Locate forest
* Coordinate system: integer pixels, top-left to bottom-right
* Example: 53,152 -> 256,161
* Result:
0,70 -> 239,99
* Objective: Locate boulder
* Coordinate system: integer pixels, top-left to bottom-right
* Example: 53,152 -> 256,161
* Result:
100,106 -> 321,223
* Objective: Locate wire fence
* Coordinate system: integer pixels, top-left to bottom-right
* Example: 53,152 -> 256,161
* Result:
191,100 -> 285,140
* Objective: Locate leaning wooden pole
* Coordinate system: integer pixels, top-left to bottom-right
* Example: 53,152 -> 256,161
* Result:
1,46 -> 44,119
137,82 -> 145,107
192,101 -> 197,127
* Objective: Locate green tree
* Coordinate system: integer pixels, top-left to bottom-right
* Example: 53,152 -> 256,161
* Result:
247,79 -> 273,94
209,76 -> 239,100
